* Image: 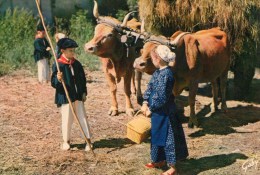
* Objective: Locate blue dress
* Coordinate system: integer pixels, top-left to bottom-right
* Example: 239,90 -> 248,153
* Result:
143,66 -> 188,165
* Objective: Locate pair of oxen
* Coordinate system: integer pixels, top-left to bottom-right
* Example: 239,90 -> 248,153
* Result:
84,1 -> 230,128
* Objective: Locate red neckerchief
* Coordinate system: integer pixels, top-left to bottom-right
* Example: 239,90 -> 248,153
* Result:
58,55 -> 75,65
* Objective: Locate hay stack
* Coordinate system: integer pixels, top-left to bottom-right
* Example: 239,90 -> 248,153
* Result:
138,0 -> 260,53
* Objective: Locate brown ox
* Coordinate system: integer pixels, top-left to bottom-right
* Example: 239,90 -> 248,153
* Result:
84,1 -> 143,116
134,27 -> 230,127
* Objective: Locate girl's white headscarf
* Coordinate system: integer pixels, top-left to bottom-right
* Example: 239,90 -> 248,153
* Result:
155,45 -> 176,62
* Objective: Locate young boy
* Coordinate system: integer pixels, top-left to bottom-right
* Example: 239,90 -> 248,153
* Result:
33,24 -> 51,83
51,38 -> 92,151
141,45 -> 188,175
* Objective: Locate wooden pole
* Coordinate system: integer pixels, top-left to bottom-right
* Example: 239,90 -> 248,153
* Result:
35,0 -> 95,156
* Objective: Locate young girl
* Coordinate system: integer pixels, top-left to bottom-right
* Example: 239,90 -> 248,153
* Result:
141,45 -> 188,175
33,24 -> 51,83
51,38 -> 92,151
54,32 -> 67,59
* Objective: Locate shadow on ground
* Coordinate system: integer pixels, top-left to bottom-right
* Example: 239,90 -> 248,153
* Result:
71,138 -> 135,152
92,138 -> 135,152
189,105 -> 260,137
195,78 -> 260,104
177,153 -> 248,175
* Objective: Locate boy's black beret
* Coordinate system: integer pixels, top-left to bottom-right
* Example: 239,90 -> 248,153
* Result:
57,38 -> 78,49
37,23 -> 44,31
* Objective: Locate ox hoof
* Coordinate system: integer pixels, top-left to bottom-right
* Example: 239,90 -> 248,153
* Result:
131,89 -> 136,96
108,107 -> 118,116
188,117 -> 199,128
188,122 -> 194,128
137,96 -> 143,105
221,108 -> 228,113
213,107 -> 220,113
221,104 -> 228,113
126,108 -> 135,117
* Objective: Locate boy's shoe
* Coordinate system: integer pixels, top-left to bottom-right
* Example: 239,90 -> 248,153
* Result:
85,144 -> 93,152
61,142 -> 70,150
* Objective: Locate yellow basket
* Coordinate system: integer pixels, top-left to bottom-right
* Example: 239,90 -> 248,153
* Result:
126,112 -> 151,144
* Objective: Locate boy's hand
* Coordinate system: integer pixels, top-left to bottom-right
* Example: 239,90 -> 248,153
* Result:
57,72 -> 63,82
46,47 -> 51,51
82,92 -> 87,102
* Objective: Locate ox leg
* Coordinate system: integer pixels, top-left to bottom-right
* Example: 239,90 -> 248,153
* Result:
136,70 -> 143,105
131,70 -> 136,95
220,72 -> 228,112
211,80 -> 219,111
188,81 -> 199,128
124,72 -> 134,117
105,73 -> 118,116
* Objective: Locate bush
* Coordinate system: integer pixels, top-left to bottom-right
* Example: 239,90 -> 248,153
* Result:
0,8 -> 36,75
0,8 -> 100,76
69,10 -> 100,71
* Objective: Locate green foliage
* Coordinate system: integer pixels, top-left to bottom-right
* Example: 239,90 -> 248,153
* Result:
127,0 -> 138,11
54,17 -> 71,35
115,9 -> 129,21
0,8 -> 100,75
69,10 -> 100,71
0,8 -> 36,75
97,0 -> 128,16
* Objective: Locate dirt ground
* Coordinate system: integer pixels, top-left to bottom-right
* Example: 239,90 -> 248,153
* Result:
0,68 -> 259,175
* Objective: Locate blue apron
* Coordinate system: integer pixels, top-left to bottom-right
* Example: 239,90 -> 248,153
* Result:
151,110 -> 169,146
149,93 -> 175,146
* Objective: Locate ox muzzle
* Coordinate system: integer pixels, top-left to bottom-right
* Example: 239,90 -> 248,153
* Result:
133,57 -> 147,71
84,43 -> 97,54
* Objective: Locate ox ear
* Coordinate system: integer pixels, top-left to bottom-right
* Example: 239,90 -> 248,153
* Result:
184,35 -> 200,70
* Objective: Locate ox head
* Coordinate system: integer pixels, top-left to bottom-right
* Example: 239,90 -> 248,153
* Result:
84,1 -> 145,58
133,34 -> 176,74
133,28 -> 191,74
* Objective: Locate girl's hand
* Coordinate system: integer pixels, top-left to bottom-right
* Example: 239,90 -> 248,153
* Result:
145,108 -> 151,117
141,103 -> 148,114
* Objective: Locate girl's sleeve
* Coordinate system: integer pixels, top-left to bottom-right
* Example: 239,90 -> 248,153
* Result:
149,73 -> 174,112
143,75 -> 154,103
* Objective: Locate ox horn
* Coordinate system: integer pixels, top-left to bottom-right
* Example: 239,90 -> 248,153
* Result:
93,0 -> 99,19
141,19 -> 145,33
121,11 -> 137,27
170,32 -> 190,46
